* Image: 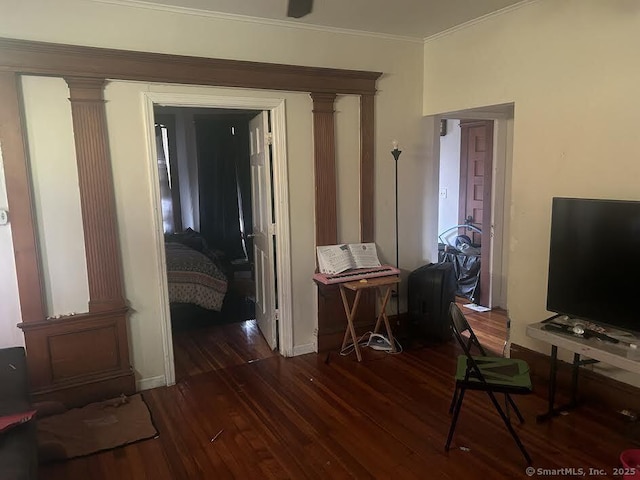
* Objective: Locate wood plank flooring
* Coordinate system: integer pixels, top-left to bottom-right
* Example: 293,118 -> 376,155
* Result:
456,298 -> 508,355
41,320 -> 635,480
172,319 -> 277,381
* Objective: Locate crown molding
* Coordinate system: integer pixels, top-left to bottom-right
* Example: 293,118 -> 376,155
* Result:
423,0 -> 538,44
89,0 -> 423,44
0,37 -> 381,95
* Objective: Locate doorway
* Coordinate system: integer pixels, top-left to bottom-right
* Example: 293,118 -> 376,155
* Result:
142,92 -> 293,386
156,107 -> 270,380
435,104 -> 514,351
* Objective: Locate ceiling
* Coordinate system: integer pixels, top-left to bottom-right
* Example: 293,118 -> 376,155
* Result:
125,0 -> 528,40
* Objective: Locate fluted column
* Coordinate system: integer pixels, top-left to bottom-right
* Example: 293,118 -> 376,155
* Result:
360,94 -> 375,243
311,92 -> 338,246
65,77 -> 125,312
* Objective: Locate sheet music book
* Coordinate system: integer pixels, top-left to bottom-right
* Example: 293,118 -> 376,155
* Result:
316,242 -> 381,275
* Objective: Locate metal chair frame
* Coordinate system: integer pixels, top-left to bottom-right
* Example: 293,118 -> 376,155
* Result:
446,303 -> 532,465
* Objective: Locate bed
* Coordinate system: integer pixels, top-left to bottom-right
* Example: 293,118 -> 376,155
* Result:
165,235 -> 229,311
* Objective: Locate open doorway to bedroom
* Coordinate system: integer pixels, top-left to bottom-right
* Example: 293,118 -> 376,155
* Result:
436,104 -> 513,355
154,106 -> 277,381
143,93 -> 293,386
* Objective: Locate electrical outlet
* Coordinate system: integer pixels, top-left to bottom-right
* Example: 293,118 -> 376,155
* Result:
439,188 -> 448,199
0,209 -> 8,225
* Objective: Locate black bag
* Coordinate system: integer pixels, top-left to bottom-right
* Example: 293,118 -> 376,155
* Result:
408,262 -> 457,342
438,246 -> 481,302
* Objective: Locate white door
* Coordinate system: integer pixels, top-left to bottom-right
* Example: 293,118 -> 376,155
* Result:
249,112 -> 277,349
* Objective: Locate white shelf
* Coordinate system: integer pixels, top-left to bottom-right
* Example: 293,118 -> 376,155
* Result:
527,322 -> 640,374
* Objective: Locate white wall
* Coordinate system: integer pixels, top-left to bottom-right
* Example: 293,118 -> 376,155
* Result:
21,76 -> 90,318
438,119 -> 461,240
423,0 -> 640,384
0,0 -> 424,384
0,148 -> 23,348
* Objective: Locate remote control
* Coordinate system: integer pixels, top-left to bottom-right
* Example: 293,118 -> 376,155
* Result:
583,329 -> 619,344
541,323 -> 571,334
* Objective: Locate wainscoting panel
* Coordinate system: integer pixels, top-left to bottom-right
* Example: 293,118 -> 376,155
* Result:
19,309 -> 135,407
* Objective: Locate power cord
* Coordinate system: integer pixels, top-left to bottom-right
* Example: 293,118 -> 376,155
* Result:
340,331 -> 404,356
340,331 -> 374,356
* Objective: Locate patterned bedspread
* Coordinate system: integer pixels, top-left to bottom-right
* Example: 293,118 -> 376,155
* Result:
165,242 -> 228,311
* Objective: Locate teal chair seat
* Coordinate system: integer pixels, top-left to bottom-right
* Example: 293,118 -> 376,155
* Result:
455,356 -> 532,391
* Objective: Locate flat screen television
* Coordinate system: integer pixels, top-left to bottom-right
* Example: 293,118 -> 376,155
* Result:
547,197 -> 640,333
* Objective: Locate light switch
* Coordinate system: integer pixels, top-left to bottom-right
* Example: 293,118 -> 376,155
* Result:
439,188 -> 448,199
0,209 -> 8,225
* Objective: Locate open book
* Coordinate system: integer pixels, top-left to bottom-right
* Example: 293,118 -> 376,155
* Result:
316,242 -> 381,275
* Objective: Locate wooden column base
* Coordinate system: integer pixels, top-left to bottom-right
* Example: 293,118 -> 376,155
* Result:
19,308 -> 135,408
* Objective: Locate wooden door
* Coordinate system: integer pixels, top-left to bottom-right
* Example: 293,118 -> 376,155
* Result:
249,112 -> 277,350
459,120 -> 493,307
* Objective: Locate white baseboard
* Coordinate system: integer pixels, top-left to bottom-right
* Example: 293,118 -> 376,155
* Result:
292,342 -> 316,356
136,375 -> 166,391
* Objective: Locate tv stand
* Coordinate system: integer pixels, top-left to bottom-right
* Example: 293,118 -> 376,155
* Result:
527,320 -> 640,422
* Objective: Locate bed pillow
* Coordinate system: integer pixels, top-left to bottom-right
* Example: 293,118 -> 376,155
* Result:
165,228 -> 208,253
165,228 -> 233,278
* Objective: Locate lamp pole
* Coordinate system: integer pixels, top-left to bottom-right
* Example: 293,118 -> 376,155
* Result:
391,142 -> 402,322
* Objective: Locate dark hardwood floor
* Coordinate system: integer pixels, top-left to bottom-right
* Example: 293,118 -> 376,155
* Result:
173,319 -> 278,381
40,317 -> 635,480
171,272 -> 262,381
456,297 -> 508,356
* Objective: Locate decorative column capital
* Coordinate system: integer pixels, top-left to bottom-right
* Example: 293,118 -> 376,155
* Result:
64,77 -> 107,102
310,93 -> 337,113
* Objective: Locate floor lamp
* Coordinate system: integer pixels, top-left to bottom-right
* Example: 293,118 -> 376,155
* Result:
391,141 -> 402,323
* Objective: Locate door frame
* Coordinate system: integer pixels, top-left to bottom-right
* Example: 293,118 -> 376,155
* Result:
435,104 -> 514,309
458,119 -> 494,307
142,91 -> 293,386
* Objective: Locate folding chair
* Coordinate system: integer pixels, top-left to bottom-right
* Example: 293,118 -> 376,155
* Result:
445,302 -> 533,465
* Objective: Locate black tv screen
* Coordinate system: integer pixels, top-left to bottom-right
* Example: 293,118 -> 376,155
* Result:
547,197 -> 640,332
